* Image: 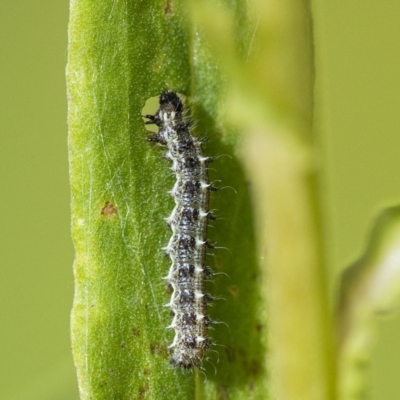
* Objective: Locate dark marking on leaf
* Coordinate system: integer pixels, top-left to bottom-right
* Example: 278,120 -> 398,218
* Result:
213,254 -> 224,270
217,386 -> 230,400
150,343 -> 168,358
245,359 -> 262,377
101,201 -> 117,217
138,382 -> 150,400
166,283 -> 173,293
132,328 -> 140,337
164,0 -> 172,15
227,284 -> 239,299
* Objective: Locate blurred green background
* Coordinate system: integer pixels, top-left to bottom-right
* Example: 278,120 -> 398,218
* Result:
1,1 -> 400,399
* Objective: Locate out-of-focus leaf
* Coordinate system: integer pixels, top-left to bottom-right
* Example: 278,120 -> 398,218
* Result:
242,130 -> 335,400
337,205 -> 400,400
192,1 -> 336,399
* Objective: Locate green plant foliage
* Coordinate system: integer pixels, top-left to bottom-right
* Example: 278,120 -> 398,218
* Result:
193,0 -> 336,399
67,0 -> 338,399
337,206 -> 400,400
67,0 -> 195,398
67,0 -> 267,398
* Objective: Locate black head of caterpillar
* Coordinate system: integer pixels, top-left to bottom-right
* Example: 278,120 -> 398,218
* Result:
144,91 -> 217,369
144,91 -> 184,138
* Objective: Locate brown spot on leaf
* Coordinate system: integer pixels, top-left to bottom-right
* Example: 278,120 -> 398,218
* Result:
227,284 -> 239,299
138,382 -> 149,399
217,386 -> 229,400
245,359 -> 262,377
150,343 -> 169,359
132,328 -> 140,336
164,0 -> 172,15
166,283 -> 173,293
101,201 -> 117,217
213,255 -> 224,270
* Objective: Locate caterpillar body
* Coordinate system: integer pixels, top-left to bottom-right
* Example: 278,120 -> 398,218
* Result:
144,91 -> 215,369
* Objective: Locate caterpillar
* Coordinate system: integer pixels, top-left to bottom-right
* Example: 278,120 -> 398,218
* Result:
144,91 -> 215,368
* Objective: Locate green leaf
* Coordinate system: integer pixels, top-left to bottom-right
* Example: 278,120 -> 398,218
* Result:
67,0 -> 264,398
67,1 -> 195,398
337,206 -> 400,400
